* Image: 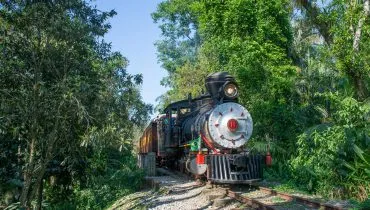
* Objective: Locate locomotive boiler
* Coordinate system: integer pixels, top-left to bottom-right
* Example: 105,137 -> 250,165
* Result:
138,72 -> 263,183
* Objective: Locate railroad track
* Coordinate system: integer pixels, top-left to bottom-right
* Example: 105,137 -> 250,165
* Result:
147,168 -> 347,209
226,184 -> 343,210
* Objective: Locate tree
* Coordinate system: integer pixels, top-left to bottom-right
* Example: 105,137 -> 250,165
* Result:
154,0 -> 298,142
152,0 -> 201,88
153,0 -> 370,201
294,0 -> 370,100
0,1 -> 150,208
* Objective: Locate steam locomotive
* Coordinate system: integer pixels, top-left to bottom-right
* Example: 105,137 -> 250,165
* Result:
138,72 -> 263,183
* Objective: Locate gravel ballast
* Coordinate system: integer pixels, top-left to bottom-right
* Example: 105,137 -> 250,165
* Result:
108,174 -> 246,210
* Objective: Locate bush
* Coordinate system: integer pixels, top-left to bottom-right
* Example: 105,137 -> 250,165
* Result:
74,167 -> 144,209
290,95 -> 370,200
44,147 -> 145,210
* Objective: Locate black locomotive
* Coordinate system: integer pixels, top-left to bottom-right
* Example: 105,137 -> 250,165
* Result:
138,72 -> 263,183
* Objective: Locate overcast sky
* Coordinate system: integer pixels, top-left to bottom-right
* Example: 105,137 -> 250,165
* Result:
95,0 -> 168,108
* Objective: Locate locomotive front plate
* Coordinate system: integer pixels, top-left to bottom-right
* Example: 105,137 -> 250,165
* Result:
207,102 -> 253,148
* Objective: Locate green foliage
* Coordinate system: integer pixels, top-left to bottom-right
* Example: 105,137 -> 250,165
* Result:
343,146 -> 370,202
329,0 -> 370,100
290,95 -> 369,199
49,150 -> 145,210
153,0 -> 370,202
0,0 -> 151,208
357,199 -> 370,210
152,0 -> 201,86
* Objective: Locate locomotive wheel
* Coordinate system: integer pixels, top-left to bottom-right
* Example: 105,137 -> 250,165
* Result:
186,158 -> 207,175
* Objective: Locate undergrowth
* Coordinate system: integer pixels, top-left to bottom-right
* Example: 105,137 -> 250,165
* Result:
44,149 -> 145,210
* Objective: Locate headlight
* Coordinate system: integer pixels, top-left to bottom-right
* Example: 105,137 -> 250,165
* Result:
223,83 -> 238,98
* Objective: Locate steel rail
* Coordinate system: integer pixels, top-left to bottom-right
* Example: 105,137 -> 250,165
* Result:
255,185 -> 342,210
153,168 -> 344,210
225,184 -> 343,210
227,189 -> 276,210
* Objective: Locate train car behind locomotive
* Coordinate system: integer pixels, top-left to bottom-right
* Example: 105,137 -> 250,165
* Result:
138,72 -> 263,183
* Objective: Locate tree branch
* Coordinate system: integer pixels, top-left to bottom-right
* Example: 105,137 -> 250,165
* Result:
295,0 -> 333,45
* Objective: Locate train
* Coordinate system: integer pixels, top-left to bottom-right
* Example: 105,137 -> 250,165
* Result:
138,72 -> 264,184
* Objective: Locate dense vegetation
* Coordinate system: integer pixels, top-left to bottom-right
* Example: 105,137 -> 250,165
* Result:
153,0 -> 369,202
0,1 -> 151,209
0,0 -> 369,209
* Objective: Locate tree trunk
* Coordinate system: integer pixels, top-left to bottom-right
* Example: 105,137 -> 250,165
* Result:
352,0 -> 370,100
353,0 -> 369,51
352,73 -> 369,101
20,52 -> 41,207
20,137 -> 36,208
36,177 -> 44,210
